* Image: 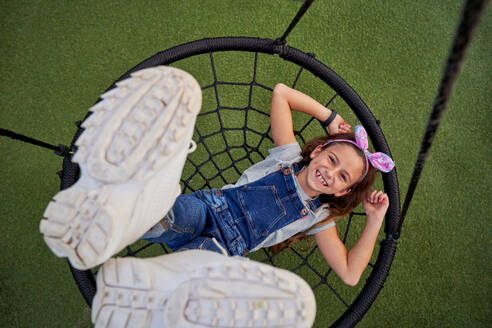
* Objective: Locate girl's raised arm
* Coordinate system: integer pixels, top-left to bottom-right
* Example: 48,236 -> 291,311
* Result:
270,83 -> 350,146
314,190 -> 388,286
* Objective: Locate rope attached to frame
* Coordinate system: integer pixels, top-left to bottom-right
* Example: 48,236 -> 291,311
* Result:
398,0 -> 487,235
0,127 -> 71,157
275,0 -> 316,45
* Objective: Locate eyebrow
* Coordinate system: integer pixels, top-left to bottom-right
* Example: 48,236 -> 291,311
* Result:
331,152 -> 352,183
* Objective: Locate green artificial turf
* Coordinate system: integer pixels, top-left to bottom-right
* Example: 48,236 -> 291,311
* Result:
1,1 -> 490,327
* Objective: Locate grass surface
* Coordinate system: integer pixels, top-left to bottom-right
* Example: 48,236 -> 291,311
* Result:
1,1 -> 491,327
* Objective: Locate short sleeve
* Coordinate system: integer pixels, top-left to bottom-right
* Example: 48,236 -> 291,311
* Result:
306,220 -> 336,235
306,207 -> 335,236
223,142 -> 302,189
267,142 -> 302,161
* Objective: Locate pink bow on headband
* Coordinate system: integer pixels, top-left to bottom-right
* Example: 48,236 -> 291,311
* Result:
323,125 -> 395,174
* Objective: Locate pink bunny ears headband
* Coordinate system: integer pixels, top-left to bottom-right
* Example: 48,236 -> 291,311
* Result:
322,125 -> 395,175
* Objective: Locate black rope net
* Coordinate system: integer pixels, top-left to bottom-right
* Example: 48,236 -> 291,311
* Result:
65,37 -> 400,328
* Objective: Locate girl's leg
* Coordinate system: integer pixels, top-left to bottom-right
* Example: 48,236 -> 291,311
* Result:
142,193 -> 208,250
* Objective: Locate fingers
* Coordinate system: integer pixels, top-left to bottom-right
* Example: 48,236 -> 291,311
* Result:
328,114 -> 352,134
338,122 -> 352,133
367,190 -> 388,204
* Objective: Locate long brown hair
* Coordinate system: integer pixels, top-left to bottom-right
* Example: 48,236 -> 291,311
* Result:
269,132 -> 377,253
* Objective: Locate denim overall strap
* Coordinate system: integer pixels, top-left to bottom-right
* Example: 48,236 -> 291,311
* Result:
210,162 -> 322,255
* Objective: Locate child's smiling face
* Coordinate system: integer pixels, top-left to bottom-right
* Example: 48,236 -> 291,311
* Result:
299,143 -> 365,198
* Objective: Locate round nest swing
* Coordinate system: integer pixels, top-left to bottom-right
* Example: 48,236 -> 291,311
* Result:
63,36 -> 401,327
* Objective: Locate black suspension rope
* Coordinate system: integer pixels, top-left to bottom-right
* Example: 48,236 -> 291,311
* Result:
398,0 -> 487,234
275,0 -> 316,45
0,127 -> 70,157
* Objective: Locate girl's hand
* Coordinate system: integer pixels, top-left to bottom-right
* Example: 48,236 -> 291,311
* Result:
327,114 -> 351,135
362,190 -> 389,222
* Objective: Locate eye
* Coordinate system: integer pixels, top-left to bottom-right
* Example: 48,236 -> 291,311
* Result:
329,155 -> 335,164
341,174 -> 348,182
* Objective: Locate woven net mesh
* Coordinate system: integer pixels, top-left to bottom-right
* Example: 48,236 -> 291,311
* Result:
95,49 -> 386,325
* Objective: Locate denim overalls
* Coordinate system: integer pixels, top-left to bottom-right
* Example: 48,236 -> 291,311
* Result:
144,163 -> 321,256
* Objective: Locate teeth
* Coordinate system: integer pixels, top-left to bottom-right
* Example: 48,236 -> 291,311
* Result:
316,170 -> 328,186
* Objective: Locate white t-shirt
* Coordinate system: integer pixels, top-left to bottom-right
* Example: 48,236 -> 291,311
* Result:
222,142 -> 335,251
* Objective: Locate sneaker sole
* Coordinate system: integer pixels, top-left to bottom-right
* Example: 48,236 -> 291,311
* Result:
92,256 -> 316,328
40,66 -> 201,269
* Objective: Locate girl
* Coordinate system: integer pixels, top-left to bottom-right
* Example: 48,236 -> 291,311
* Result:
40,66 -> 394,287
142,83 -> 394,287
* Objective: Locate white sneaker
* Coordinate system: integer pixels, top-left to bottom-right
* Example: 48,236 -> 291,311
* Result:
92,250 -> 316,328
40,66 -> 202,270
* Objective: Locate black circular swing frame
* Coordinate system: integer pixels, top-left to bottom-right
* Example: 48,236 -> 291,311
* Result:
63,37 -> 401,328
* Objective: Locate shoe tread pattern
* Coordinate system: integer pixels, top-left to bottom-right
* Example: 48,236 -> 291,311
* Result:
73,66 -> 201,184
184,261 -> 313,327
41,186 -> 112,269
92,258 -> 314,328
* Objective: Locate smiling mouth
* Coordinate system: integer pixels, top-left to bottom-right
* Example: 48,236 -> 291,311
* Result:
316,169 -> 328,186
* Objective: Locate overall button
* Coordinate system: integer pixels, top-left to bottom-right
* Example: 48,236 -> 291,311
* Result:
300,208 -> 308,215
215,190 -> 221,196
283,168 -> 291,175
241,249 -> 248,256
